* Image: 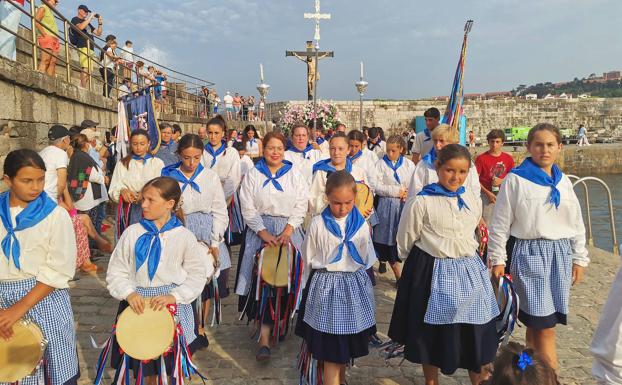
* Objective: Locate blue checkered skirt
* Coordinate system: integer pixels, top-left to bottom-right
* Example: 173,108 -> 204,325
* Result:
372,196 -> 404,246
510,238 -> 572,329
424,255 -> 499,325
229,191 -> 244,234
367,210 -> 379,227
302,269 -> 375,335
110,285 -> 207,376
0,278 -> 79,385
185,212 -> 231,270
234,215 -> 305,296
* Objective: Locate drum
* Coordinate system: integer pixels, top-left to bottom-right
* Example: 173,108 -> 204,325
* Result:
0,319 -> 46,382
115,301 -> 176,361
355,183 -> 373,217
260,245 -> 290,287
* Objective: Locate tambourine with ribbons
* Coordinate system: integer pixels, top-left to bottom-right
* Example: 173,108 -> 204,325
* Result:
0,318 -> 47,382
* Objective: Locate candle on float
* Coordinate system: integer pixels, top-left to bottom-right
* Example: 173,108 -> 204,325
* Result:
260,63 -> 264,82
360,61 -> 364,79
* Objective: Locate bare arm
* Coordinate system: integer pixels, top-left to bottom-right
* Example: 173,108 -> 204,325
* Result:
411,152 -> 421,164
0,283 -> 54,339
56,168 -> 67,199
93,16 -> 103,37
35,7 -> 47,36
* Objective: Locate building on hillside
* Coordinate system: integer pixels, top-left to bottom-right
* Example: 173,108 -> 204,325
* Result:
464,93 -> 483,100
484,91 -> 512,100
525,94 -> 538,100
578,93 -> 590,98
603,71 -> 621,81
558,93 -> 572,99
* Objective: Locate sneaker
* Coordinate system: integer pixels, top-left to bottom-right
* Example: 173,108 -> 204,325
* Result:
378,262 -> 387,274
256,346 -> 271,361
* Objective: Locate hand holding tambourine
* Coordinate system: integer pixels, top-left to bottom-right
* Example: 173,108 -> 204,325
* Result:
198,241 -> 220,281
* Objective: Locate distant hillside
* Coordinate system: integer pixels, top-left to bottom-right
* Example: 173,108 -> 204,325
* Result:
513,72 -> 622,98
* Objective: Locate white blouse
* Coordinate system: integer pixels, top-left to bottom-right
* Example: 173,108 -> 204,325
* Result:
308,164 -> 367,216
74,165 -> 108,211
0,206 -> 76,289
396,191 -> 482,260
108,157 -> 165,202
178,167 -> 228,248
374,157 -> 416,198
351,152 -> 380,193
240,155 -> 254,177
106,224 -> 209,304
246,139 -> 261,156
239,165 -> 309,233
406,161 -> 481,200
201,146 -> 241,200
487,173 -> 589,267
368,141 -> 386,159
302,215 -> 377,282
284,148 -> 325,185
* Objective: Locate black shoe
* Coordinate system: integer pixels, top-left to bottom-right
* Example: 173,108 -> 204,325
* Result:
369,333 -> 383,347
256,346 -> 271,361
378,262 -> 387,274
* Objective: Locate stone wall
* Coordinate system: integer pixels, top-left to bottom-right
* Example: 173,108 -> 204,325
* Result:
268,99 -> 622,139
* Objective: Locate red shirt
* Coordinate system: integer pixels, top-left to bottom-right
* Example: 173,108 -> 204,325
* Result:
475,151 -> 515,191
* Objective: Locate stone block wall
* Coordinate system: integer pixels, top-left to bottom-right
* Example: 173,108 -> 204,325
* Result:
268,99 -> 622,139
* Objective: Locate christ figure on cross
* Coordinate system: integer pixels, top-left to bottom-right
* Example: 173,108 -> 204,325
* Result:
287,41 -> 333,101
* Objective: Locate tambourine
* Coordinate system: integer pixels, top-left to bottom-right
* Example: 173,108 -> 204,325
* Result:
355,183 -> 374,217
260,245 -> 290,288
115,301 -> 176,361
0,319 -> 47,382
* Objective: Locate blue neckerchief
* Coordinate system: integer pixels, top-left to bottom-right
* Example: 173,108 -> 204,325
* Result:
316,137 -> 325,145
423,127 -> 431,142
321,207 -> 366,266
0,191 -> 57,269
204,140 -> 227,168
417,183 -> 470,211
161,162 -> 203,193
248,138 -> 257,146
422,147 -> 437,168
132,153 -> 153,164
135,216 -> 183,281
382,155 -> 404,184
255,158 -> 293,192
511,157 -> 563,209
312,158 -> 353,175
349,150 -> 363,162
288,143 -> 315,159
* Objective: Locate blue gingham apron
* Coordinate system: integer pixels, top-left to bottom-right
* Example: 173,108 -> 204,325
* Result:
185,212 -> 231,270
372,196 -> 404,246
0,278 -> 79,385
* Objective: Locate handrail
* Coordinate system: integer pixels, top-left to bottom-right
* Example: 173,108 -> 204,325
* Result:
571,176 -> 619,256
4,0 -> 215,118
567,175 -> 594,246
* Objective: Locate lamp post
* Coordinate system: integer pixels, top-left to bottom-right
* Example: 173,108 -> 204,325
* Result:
257,64 -> 271,133
355,62 -> 368,130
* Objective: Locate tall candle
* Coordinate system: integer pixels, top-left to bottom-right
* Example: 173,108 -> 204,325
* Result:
360,61 -> 364,79
260,63 -> 264,82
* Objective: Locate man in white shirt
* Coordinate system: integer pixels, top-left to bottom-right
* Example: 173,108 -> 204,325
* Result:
223,91 -> 234,120
39,125 -> 71,203
119,40 -> 134,81
118,77 -> 131,99
411,107 -> 441,164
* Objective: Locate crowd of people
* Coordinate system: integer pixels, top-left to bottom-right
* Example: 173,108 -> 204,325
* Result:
3,104 -> 609,385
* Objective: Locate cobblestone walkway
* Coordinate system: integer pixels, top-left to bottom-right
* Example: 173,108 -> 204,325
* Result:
73,245 -> 619,385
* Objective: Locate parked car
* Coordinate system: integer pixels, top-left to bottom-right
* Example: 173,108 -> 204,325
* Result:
504,126 -> 530,143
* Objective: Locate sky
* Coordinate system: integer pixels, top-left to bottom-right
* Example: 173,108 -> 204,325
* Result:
57,0 -> 622,102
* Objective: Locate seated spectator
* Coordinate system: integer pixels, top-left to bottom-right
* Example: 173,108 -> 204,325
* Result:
35,0 -> 60,76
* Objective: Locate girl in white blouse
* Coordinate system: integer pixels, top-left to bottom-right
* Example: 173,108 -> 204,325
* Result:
390,144 -> 499,385
243,125 -> 262,161
489,123 -> 588,372
284,123 -> 324,186
406,124 -> 481,200
202,117 -> 243,246
105,176 -> 210,381
0,149 -> 80,385
372,135 -> 415,281
347,129 -> 380,227
108,129 -> 165,237
162,133 -> 229,327
367,126 -> 387,159
296,171 -> 377,385
235,132 -> 308,361
308,132 -> 367,216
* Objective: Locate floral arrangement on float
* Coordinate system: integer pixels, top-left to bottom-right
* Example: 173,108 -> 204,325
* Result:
279,100 -> 340,135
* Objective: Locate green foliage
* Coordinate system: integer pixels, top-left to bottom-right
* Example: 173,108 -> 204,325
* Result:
513,79 -> 622,98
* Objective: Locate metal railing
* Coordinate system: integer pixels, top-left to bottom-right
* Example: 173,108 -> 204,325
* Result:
568,175 -> 619,255
1,0 -> 216,119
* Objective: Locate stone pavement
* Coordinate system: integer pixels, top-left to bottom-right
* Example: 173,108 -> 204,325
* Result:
72,245 -> 619,385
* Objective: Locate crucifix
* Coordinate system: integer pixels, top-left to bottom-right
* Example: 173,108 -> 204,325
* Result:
286,41 -> 334,101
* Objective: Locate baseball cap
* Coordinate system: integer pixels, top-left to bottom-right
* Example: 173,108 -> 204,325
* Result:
80,119 -> 98,129
82,128 -> 99,141
47,125 -> 70,140
78,5 -> 90,12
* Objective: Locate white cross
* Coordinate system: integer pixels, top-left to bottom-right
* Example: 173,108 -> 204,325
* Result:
304,0 -> 331,42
